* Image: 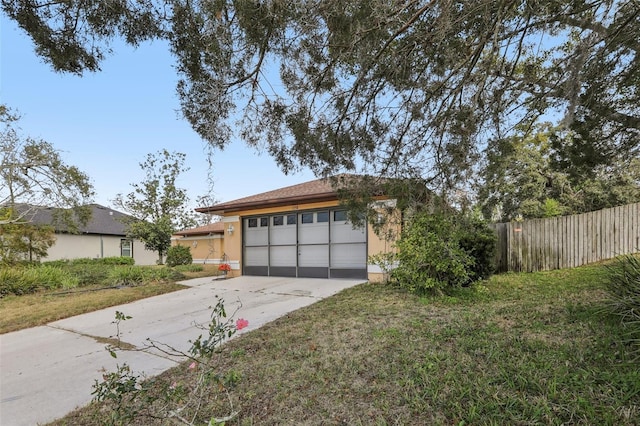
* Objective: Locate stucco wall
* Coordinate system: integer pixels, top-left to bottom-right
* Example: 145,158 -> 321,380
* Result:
43,233 -> 157,265
172,234 -> 225,264
367,200 -> 402,283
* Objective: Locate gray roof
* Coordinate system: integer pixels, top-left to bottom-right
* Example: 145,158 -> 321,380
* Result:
27,204 -> 133,236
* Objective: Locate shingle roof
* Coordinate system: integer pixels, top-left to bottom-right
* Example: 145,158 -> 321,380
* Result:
196,175 -> 359,215
27,204 -> 132,236
173,222 -> 225,236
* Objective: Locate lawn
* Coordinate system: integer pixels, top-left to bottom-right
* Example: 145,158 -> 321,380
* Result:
50,263 -> 640,425
0,264 -> 222,334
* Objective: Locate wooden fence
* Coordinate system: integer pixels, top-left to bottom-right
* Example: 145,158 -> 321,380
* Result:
491,202 -> 640,273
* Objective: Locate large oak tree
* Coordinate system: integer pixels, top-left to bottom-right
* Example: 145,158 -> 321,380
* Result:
4,0 -> 639,203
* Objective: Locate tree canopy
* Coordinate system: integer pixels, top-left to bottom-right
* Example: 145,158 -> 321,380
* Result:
478,124 -> 640,221
4,0 -> 639,202
0,105 -> 94,226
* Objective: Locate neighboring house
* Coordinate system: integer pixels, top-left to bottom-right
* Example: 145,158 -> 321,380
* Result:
193,176 -> 399,282
28,204 -> 157,265
171,222 -> 226,265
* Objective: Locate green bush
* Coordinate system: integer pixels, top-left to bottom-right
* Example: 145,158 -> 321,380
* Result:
108,266 -> 146,286
389,211 -> 497,295
391,212 -> 474,294
0,265 -> 78,296
605,254 -> 640,358
67,264 -> 112,287
99,256 -> 135,265
166,245 -> 193,267
146,267 -> 185,282
44,257 -> 135,266
458,215 -> 498,282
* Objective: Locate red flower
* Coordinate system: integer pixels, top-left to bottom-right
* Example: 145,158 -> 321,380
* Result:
235,318 -> 249,330
218,263 -> 231,272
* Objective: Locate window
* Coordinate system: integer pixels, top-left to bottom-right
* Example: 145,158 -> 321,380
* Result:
273,215 -> 284,226
317,211 -> 329,222
248,218 -> 258,228
301,213 -> 314,224
333,210 -> 348,222
287,214 -> 296,225
260,217 -> 268,227
121,239 -> 132,257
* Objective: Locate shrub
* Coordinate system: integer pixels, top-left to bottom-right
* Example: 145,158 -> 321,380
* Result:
605,254 -> 640,358
391,212 -> 474,294
0,265 -> 78,296
108,266 -> 146,286
146,267 -> 185,282
458,214 -> 497,282
389,211 -> 497,295
44,257 -> 135,266
99,256 -> 135,265
68,264 -> 112,287
166,245 -> 192,267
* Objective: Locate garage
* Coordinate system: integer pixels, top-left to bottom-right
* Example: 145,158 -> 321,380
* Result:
243,209 -> 367,279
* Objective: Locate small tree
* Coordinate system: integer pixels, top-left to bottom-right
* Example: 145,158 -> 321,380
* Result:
0,223 -> 55,264
114,150 -> 196,264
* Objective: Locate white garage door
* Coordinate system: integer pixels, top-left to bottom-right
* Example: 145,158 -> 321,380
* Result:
243,209 -> 367,279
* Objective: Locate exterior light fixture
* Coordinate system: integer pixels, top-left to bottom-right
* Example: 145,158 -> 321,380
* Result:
227,224 -> 234,235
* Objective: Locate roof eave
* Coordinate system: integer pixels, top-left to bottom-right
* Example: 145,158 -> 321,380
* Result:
195,192 -> 339,215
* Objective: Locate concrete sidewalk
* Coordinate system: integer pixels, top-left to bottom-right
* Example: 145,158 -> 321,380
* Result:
0,276 -> 365,426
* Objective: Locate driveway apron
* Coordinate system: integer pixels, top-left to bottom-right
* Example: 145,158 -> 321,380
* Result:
0,276 -> 365,426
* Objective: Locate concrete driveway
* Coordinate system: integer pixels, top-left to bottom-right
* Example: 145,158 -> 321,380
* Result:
0,275 -> 365,426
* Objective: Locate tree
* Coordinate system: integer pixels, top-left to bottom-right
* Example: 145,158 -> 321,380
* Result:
478,125 -> 640,221
1,105 -> 95,226
113,150 -> 197,264
0,223 -> 55,264
4,1 -> 639,202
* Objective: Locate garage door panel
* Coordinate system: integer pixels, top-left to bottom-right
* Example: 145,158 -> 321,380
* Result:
270,246 -> 296,267
330,268 -> 367,279
270,226 -> 296,245
299,245 -> 329,267
245,246 -> 268,266
330,223 -> 366,244
330,243 -> 367,268
245,225 -> 268,246
298,222 -> 329,244
269,266 -> 297,277
298,267 -> 329,278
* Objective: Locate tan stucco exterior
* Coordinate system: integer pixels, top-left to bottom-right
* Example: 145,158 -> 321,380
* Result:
172,234 -> 224,264
366,200 -> 402,283
44,233 -> 158,265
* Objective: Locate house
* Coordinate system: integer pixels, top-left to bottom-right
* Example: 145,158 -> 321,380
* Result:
171,222 -> 226,265
27,204 -> 157,265
193,176 -> 399,282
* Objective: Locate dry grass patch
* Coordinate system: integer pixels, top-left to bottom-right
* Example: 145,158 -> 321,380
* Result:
0,282 -> 186,334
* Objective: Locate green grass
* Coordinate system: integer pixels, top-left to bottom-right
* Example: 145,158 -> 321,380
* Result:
0,263 -> 221,334
51,262 -> 640,425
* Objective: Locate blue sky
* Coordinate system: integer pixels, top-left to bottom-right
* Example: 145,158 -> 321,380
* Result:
0,15 -> 316,213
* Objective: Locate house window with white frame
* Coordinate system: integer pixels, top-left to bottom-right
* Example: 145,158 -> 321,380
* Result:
121,239 -> 132,257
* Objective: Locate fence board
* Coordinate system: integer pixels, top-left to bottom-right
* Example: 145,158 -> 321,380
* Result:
491,202 -> 640,272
